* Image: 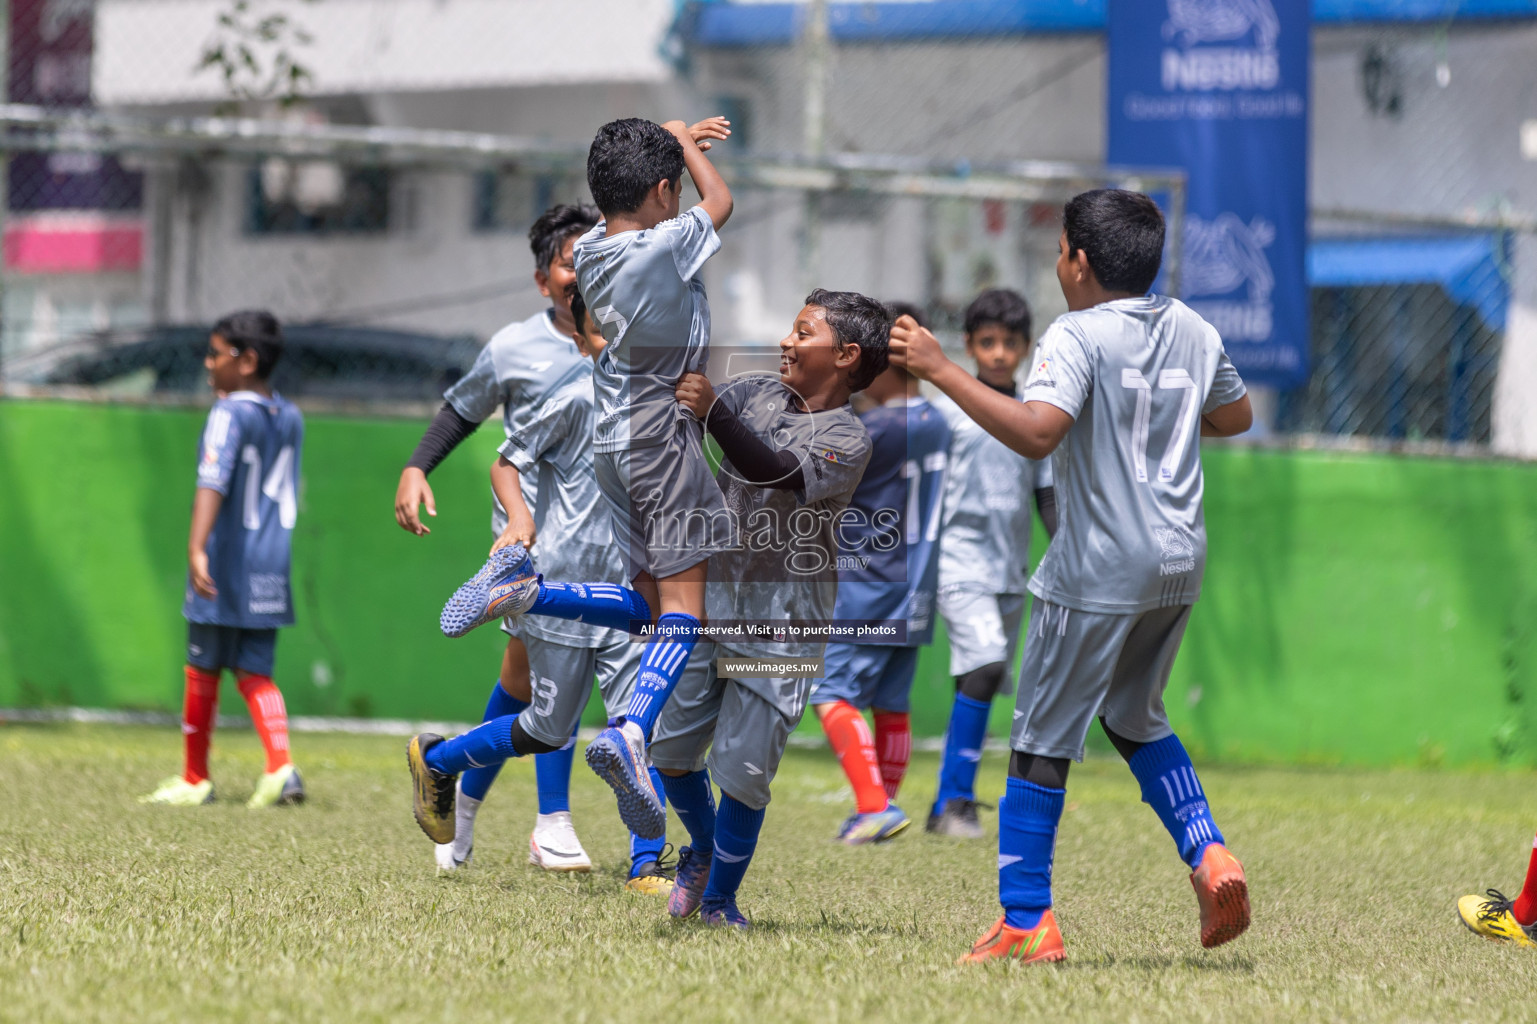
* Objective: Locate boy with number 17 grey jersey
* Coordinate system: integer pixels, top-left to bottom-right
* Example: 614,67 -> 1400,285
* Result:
1023,294 -> 1245,613
891,190 -> 1254,965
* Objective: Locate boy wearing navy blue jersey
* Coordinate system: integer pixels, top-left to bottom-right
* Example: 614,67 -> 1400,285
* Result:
894,190 -> 1254,964
142,311 -> 306,810
811,303 -> 951,845
928,289 -> 1058,840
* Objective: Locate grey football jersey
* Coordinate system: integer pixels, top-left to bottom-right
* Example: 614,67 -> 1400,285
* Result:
446,308 -> 585,528
1023,296 -> 1246,613
499,362 -> 629,648
707,376 -> 873,660
446,309 -> 586,445
573,206 -> 720,454
933,391 -> 1053,596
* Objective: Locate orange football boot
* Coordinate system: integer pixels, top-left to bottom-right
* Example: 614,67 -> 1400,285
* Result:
958,910 -> 1066,965
1190,843 -> 1250,948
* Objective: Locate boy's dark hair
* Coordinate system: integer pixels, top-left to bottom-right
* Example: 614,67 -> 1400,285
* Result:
806,288 -> 891,393
587,118 -> 684,216
884,300 -> 927,329
529,203 -> 600,272
1062,189 -> 1165,295
964,288 -> 1032,339
211,310 -> 283,379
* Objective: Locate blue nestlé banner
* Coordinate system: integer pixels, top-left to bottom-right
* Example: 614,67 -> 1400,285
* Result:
1107,0 -> 1310,388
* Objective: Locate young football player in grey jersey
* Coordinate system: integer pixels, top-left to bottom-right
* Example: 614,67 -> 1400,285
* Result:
928,288 -> 1058,840
394,205 -> 605,872
426,119 -> 736,843
565,116 -> 735,834
652,289 -> 887,930
413,294 -> 681,896
892,190 -> 1254,965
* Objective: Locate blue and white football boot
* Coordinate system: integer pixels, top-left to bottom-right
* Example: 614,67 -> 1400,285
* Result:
440,543 -> 539,638
585,718 -> 667,840
836,804 -> 912,845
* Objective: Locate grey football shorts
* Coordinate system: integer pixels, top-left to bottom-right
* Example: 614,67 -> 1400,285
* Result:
649,643 -> 808,811
1009,599 -> 1192,761
938,587 -> 1027,682
595,418 -> 736,581
515,631 -> 644,748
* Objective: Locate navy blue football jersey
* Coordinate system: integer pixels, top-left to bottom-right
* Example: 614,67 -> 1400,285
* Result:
831,396 -> 951,645
183,391 -> 304,628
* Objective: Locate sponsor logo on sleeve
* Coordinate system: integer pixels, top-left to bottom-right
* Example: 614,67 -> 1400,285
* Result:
1025,356 -> 1056,391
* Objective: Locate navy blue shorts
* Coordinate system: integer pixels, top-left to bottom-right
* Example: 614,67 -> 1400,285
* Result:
809,643 -> 921,712
186,622 -> 278,676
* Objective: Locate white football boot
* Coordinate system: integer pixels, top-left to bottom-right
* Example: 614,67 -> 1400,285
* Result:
528,811 -> 593,872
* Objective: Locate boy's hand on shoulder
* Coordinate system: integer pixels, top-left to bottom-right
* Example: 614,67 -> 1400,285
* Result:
188,549 -> 217,599
676,372 -> 716,420
492,511 -> 536,555
889,315 -> 951,382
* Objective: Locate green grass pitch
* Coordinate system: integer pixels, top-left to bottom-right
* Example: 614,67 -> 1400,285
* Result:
3,723 -> 1535,1023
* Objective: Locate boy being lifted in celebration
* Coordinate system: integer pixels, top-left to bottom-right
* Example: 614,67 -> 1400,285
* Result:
142,311 -> 305,809
892,190 -> 1254,964
431,116 -> 734,841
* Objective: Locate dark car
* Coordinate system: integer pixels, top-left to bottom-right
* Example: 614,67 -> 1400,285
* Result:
6,322 -> 483,404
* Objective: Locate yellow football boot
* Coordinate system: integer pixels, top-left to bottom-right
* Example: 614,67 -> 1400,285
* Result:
1458,890 -> 1536,948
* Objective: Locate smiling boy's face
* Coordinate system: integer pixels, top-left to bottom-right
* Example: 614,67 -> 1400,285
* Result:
536,235 -> 580,312
779,304 -> 853,396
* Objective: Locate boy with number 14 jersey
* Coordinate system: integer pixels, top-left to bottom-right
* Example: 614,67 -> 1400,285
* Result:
142,311 -> 305,810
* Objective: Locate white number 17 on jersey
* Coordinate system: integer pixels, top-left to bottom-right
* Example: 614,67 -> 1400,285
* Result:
1121,368 -> 1200,484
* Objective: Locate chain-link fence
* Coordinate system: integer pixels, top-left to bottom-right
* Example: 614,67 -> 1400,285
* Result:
0,104 -> 1183,414
0,1 -> 1532,455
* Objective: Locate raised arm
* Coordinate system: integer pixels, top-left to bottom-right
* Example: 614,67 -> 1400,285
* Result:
889,317 -> 1073,461
662,118 -> 733,231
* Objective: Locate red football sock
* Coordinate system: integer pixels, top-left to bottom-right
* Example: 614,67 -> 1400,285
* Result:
818,701 -> 888,814
237,675 -> 291,773
874,710 -> 911,801
1513,831 -> 1537,926
181,665 -> 221,784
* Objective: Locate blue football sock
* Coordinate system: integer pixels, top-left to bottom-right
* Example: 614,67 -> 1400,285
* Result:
424,715 -> 519,776
460,681 -> 530,801
530,581 -> 652,635
1127,732 -> 1224,869
999,777 -> 1065,930
629,766 -> 669,875
660,768 -> 717,850
933,694 -> 991,815
535,720 -> 579,815
702,793 -> 764,903
625,613 -> 700,738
